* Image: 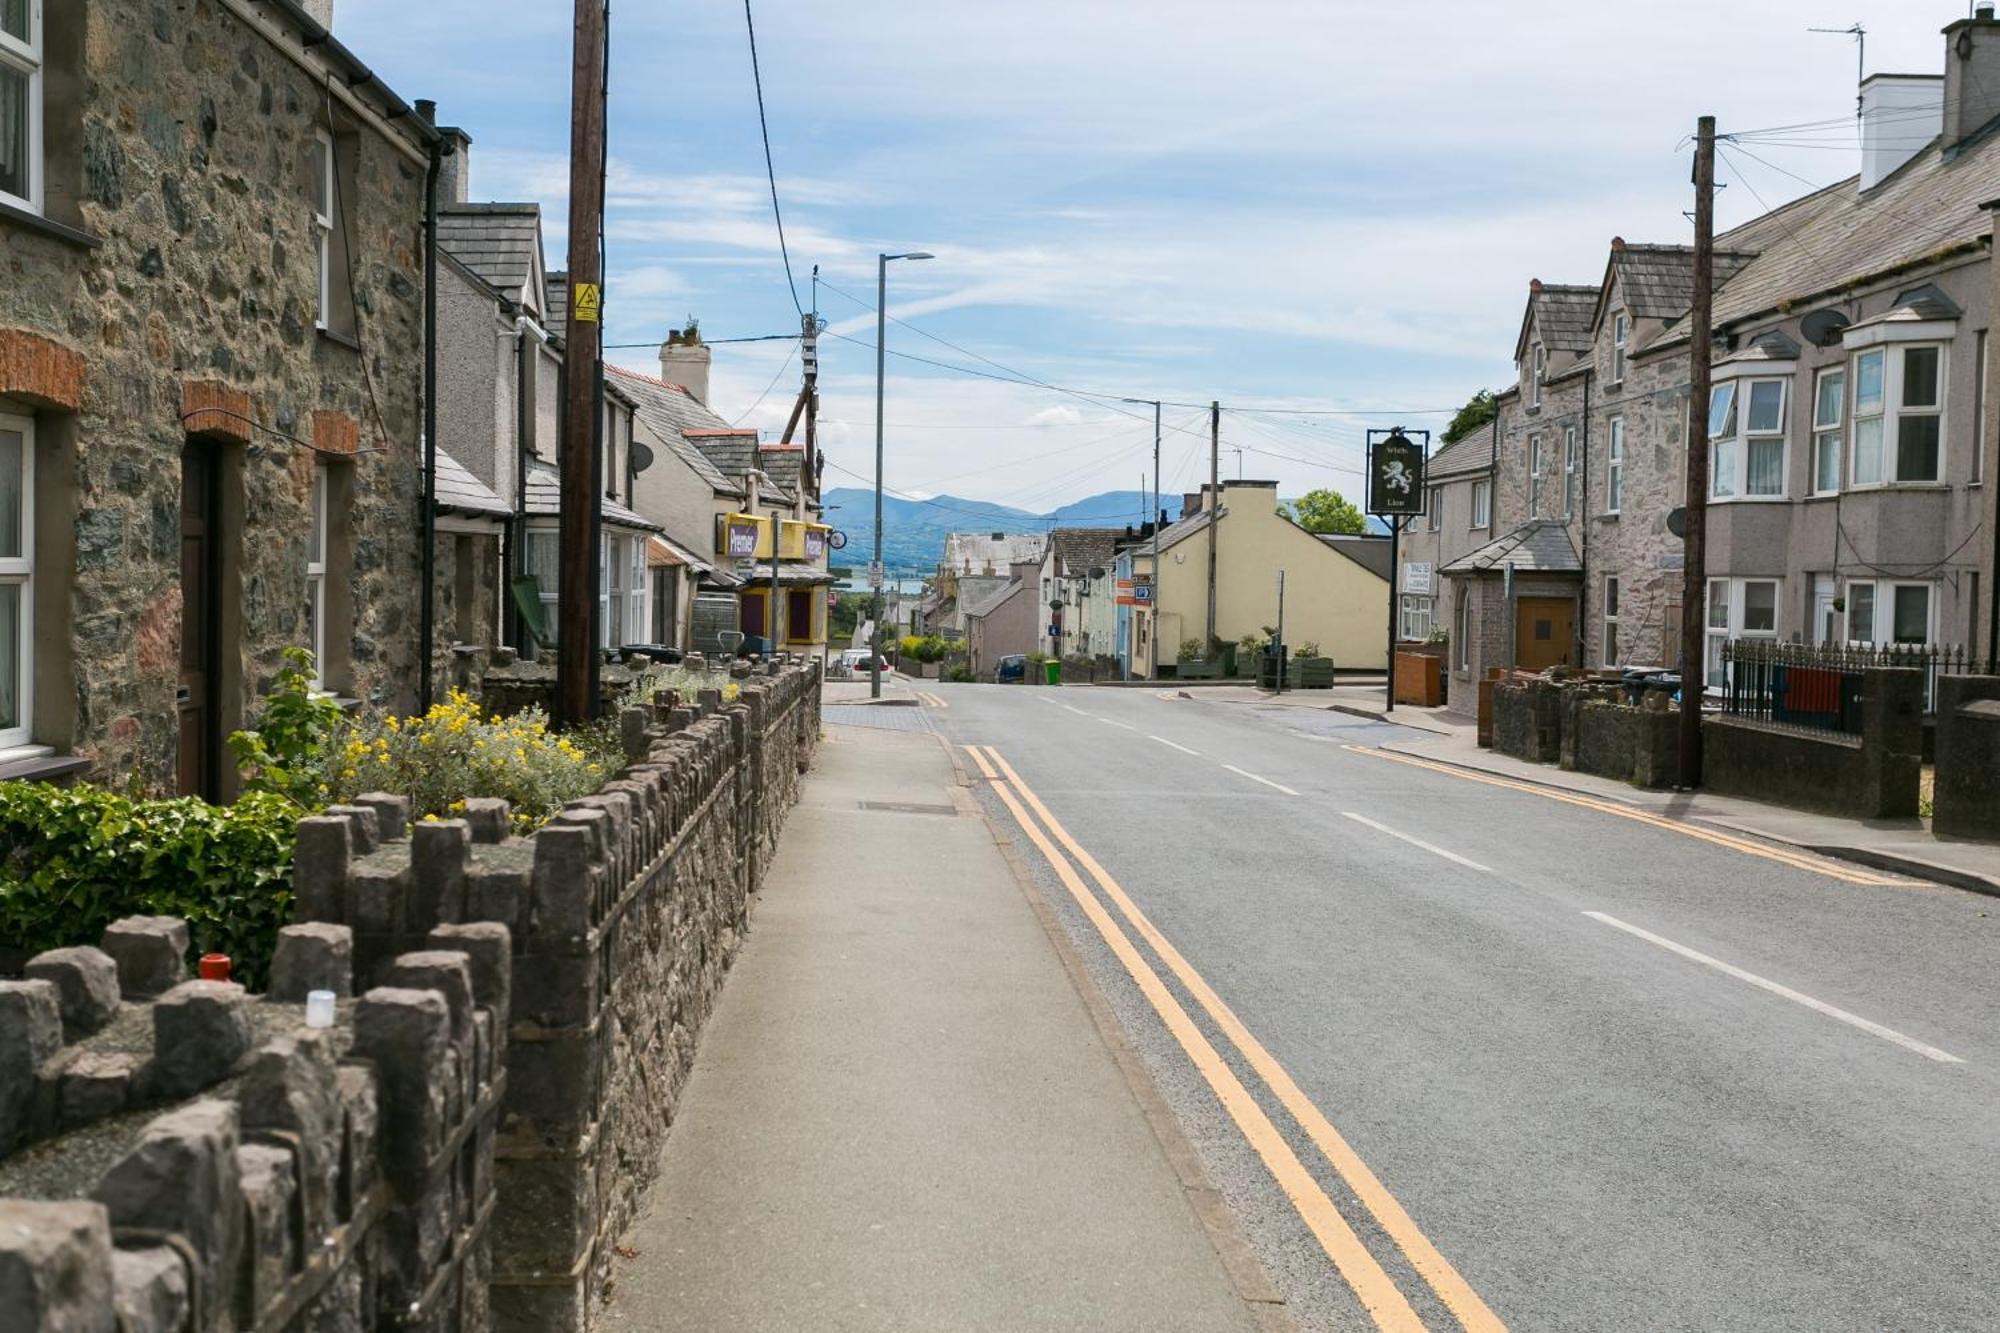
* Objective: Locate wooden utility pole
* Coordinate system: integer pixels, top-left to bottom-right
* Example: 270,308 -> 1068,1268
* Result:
557,0 -> 607,726
1678,114 -> 1716,788
1206,400 -> 1220,653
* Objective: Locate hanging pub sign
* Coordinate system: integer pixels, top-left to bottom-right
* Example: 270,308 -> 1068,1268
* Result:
1366,427 -> 1428,518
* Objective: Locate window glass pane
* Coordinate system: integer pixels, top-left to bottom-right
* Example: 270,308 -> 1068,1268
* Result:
0,428 -> 19,558
0,62 -> 27,204
307,468 -> 325,564
1743,582 -> 1776,633
0,580 -> 16,730
1852,417 -> 1884,484
1707,581 -> 1729,629
1814,432 -> 1841,492
1892,585 -> 1929,643
304,576 -> 319,670
1849,584 -> 1875,642
1605,578 -> 1620,617
1901,346 -> 1940,408
1896,415 -> 1940,481
1747,438 -> 1784,495
1854,350 -> 1884,411
311,136 -> 329,219
0,0 -> 25,42
1707,383 -> 1736,437
1711,439 -> 1738,498
1746,380 -> 1784,433
1815,370 -> 1844,428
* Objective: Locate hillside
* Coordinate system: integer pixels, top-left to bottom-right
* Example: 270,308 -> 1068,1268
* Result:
821,488 -> 1152,574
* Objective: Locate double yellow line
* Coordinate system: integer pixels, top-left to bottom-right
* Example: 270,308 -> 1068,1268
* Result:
1342,746 -> 1910,887
916,690 -> 949,708
965,744 -> 1503,1333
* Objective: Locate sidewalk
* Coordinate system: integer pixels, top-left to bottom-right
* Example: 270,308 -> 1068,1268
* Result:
1324,692 -> 2000,896
604,722 -> 1274,1331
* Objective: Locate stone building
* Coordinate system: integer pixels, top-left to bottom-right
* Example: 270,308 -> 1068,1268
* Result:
0,0 -> 435,794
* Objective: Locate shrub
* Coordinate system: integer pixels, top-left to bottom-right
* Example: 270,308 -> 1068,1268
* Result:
227,647 -> 345,807
945,662 -> 974,683
1296,640 -> 1322,658
0,783 -> 296,988
1178,637 -> 1207,664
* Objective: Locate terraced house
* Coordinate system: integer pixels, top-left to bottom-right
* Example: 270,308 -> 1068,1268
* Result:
0,0 -> 434,793
1407,11 -> 2000,715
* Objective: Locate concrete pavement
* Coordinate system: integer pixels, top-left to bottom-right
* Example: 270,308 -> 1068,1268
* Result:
605,716 -> 1276,1331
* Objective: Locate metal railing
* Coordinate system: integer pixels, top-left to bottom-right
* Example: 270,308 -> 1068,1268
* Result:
1720,639 -> 1969,733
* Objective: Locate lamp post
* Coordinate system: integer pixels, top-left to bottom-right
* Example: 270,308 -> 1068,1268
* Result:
873,249 -> 933,699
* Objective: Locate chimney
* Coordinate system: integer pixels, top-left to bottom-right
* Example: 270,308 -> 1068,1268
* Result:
1944,11 -> 2000,154
437,126 -> 474,205
1180,491 -> 1202,519
659,323 -> 711,405
300,0 -> 334,28
1860,74 -> 1943,189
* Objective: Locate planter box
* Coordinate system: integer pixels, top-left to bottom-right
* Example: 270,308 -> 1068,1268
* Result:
1179,658 -> 1222,680
920,661 -> 941,679
1286,657 -> 1336,689
1393,651 -> 1442,706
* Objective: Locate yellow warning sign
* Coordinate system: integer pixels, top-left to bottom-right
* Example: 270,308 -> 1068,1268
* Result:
571,282 -> 601,323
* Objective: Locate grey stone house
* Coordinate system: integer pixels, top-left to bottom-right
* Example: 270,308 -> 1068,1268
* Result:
0,0 -> 436,794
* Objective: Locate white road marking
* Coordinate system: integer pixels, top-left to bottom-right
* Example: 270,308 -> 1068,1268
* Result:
1222,765 -> 1300,796
1098,716 -> 1138,730
1063,704 -> 1090,716
1583,911 -> 1965,1065
1150,735 -> 1200,755
1339,812 -> 1492,873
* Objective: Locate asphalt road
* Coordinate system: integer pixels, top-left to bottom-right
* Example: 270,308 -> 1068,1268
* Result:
921,681 -> 2000,1332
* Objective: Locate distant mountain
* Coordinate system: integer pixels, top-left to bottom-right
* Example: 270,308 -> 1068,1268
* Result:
820,487 -> 1155,575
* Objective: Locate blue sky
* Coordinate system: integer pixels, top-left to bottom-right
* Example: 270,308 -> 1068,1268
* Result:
339,0 -> 1976,511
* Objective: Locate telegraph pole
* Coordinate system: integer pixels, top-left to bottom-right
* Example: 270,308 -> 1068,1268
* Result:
1151,400 -> 1161,679
557,0 -> 607,727
1678,115 -> 1716,788
1206,400 -> 1220,654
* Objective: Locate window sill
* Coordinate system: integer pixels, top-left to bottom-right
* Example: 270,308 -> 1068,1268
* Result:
0,743 -> 54,764
1596,511 -> 1621,520
1842,481 -> 1950,494
316,326 -> 363,354
0,199 -> 103,250
1706,495 -> 1790,506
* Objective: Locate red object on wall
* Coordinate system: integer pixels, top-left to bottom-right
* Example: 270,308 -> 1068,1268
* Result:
199,953 -> 232,982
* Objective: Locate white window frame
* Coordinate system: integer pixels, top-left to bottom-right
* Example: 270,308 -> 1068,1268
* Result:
1530,344 -> 1544,408
1811,366 -> 1844,496
1611,311 -> 1628,384
1470,478 -> 1491,530
1975,329 -> 1987,486
1562,426 -> 1577,517
1705,576 -> 1780,690
312,129 -> 334,332
1845,578 -> 1936,647
1605,416 -> 1624,513
523,525 -> 560,652
305,463 -> 327,689
0,411 -> 33,748
599,530 -> 649,649
1426,485 -> 1442,532
0,0 -> 43,214
1398,593 -> 1434,643
1709,376 -> 1789,500
1602,574 -> 1620,666
1846,339 -> 1948,486
1528,434 -> 1544,515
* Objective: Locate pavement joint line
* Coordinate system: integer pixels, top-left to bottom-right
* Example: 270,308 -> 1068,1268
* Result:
1342,744 -> 1911,888
1151,735 -> 1202,756
978,745 -> 1506,1333
966,744 -> 1432,1332
1340,812 -> 1494,874
1222,764 -> 1301,797
1582,911 -> 1967,1065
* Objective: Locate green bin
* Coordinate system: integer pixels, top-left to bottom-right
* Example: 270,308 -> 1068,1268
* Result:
1043,659 -> 1061,686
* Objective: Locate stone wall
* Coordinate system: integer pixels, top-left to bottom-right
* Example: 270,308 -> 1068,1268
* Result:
0,912 -> 504,1331
1561,692 -> 1679,788
1492,678 -> 1562,764
1933,675 -> 2000,839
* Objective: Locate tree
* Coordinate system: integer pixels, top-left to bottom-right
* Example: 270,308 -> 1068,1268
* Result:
1280,489 -> 1366,535
1442,388 -> 1498,444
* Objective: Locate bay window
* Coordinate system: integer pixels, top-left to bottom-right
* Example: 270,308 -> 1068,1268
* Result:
1812,367 -> 1843,494
1895,346 -> 1942,481
0,0 -> 40,212
1705,577 -> 1778,689
1848,343 -> 1944,485
1709,377 -> 1787,499
1606,416 -> 1623,513
0,412 -> 30,747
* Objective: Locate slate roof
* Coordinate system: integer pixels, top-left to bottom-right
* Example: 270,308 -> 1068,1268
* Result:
1048,527 -> 1118,576
1427,428 -> 1495,480
545,272 -> 568,342
1154,506 -> 1219,553
1318,533 -> 1393,582
759,442 -> 806,494
682,428 -> 759,479
605,365 -> 744,496
438,205 -> 546,313
1440,519 -> 1581,575
1607,243 -> 1758,323
1844,281 -> 1963,332
1526,284 -> 1599,355
1715,327 -> 1801,367
521,463 -> 659,531
958,575 -> 1020,620
433,447 -> 511,519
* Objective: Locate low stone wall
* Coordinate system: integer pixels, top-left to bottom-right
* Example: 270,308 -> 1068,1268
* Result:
1703,668 -> 1922,819
1492,679 -> 1562,764
1926,674 -> 2000,839
1561,693 -> 1679,788
0,913 -> 505,1331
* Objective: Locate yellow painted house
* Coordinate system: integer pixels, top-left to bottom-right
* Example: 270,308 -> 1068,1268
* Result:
1151,480 -> 1392,672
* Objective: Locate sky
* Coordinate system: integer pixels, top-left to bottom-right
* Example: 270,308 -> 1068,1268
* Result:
337,0 -> 1982,517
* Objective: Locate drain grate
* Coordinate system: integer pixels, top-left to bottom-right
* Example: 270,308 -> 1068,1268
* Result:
857,800 -> 959,816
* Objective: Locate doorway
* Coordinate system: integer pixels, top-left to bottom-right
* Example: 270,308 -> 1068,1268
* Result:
1514,596 -> 1574,673
178,443 -> 221,799
786,587 -> 813,643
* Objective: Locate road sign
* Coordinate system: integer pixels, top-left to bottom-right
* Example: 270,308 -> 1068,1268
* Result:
868,561 -> 885,588
1366,428 -> 1427,517
829,529 -> 848,550
571,282 -> 600,323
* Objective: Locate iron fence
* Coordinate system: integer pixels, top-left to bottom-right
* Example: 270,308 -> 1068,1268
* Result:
1720,639 -> 1970,733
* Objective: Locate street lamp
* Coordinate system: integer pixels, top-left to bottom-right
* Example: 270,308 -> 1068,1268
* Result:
873,249 -> 933,699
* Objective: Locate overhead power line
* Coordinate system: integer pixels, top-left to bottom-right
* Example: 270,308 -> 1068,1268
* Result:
743,0 -> 803,318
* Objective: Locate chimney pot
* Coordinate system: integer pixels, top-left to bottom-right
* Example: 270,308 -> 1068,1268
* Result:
659,323 -> 712,404
1944,17 -> 2000,154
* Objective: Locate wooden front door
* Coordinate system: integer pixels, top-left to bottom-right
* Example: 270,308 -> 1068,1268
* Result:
1514,596 -> 1574,673
178,444 -> 220,799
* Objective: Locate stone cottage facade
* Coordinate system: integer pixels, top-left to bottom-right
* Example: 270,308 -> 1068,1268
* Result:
0,0 -> 434,794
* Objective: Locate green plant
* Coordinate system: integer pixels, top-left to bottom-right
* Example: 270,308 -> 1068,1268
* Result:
1278,489 -> 1367,535
227,647 -> 344,807
945,663 -> 974,683
1443,388 -> 1498,444
1296,640 -> 1322,658
0,783 -> 296,988
1178,637 -> 1207,664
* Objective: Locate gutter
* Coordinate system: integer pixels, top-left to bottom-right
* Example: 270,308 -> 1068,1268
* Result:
221,0 -> 436,166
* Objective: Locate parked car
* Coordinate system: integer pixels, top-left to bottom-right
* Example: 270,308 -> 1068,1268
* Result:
996,654 -> 1027,683
840,648 -> 888,673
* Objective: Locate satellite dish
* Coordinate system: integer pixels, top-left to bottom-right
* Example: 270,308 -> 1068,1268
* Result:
630,441 -> 655,474
1799,308 -> 1850,348
1666,507 -> 1686,538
